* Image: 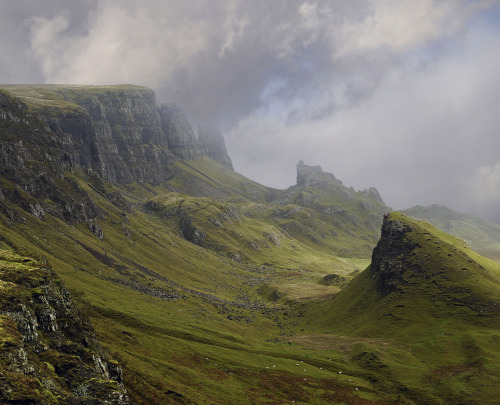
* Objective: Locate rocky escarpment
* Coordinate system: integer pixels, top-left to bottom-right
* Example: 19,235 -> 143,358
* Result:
159,103 -> 201,160
0,249 -> 129,404
52,86 -> 175,184
370,212 -> 499,309
1,86 -> 233,183
0,85 -> 233,226
198,126 -> 233,170
296,160 -> 338,187
370,214 -> 419,295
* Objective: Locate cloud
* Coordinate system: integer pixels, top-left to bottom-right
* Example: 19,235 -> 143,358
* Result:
22,0 -> 496,127
228,16 -> 500,221
470,163 -> 500,222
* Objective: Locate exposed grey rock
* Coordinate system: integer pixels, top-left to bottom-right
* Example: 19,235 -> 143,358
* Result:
0,87 -> 234,228
264,232 -> 281,246
0,253 -> 129,403
181,217 -> 206,246
198,126 -> 233,169
323,206 -> 345,215
362,187 -> 384,203
88,219 -> 104,239
227,252 -> 242,262
159,103 -> 201,160
296,160 -> 337,187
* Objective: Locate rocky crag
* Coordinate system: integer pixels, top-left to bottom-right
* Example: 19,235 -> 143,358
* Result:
0,85 -> 232,225
0,249 -> 129,404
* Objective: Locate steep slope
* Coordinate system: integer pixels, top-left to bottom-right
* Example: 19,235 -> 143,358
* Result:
306,212 -> 500,404
403,204 -> 500,261
0,250 -> 128,404
1,85 -> 233,184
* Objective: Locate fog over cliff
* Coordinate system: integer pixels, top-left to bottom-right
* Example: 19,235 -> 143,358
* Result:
1,0 -> 500,222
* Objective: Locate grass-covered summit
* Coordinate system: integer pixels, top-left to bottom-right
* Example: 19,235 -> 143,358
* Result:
307,212 -> 500,404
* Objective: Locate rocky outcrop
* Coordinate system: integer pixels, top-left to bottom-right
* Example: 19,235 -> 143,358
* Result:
370,214 -> 419,295
0,250 -> 129,404
180,217 -> 206,246
45,87 -> 176,184
362,187 -> 383,203
296,160 -> 338,187
1,86 -> 233,184
198,126 -> 233,169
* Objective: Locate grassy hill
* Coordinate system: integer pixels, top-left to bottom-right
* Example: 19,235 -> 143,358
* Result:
304,212 -> 500,404
403,204 -> 500,261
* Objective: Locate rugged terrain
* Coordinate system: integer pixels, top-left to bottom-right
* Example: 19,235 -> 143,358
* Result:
0,85 -> 499,404
0,250 -> 128,403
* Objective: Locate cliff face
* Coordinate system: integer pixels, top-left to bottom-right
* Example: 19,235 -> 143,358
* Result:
159,103 -> 201,160
370,214 -> 419,295
0,85 -> 233,226
296,160 -> 337,187
0,250 -> 129,404
52,87 -> 175,184
198,126 -> 233,170
1,86 -> 233,184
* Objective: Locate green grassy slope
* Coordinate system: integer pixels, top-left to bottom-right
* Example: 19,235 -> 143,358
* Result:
403,204 -> 500,261
1,85 -> 394,403
303,212 -> 500,404
167,158 -> 391,259
0,167 -> 385,403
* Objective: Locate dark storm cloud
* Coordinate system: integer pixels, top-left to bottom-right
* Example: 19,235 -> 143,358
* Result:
1,0 -> 500,222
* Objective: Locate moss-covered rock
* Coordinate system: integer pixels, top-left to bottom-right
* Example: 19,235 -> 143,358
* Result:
0,250 -> 129,404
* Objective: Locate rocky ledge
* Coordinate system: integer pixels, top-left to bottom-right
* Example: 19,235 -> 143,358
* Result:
0,249 -> 129,404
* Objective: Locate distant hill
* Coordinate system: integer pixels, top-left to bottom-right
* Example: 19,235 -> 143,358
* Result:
403,204 -> 500,261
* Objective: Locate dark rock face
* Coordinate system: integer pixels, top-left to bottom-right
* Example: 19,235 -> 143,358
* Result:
1,87 -> 233,186
0,250 -> 129,404
198,126 -> 233,169
0,86 -> 233,226
181,217 -> 206,246
370,215 -> 419,295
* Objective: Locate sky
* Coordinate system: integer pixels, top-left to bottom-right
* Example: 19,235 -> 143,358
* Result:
1,0 -> 500,222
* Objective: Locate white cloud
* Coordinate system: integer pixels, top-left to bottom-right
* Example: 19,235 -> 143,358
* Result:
473,163 -> 500,200
229,18 -> 500,220
338,0 -> 496,56
29,1 -> 213,86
